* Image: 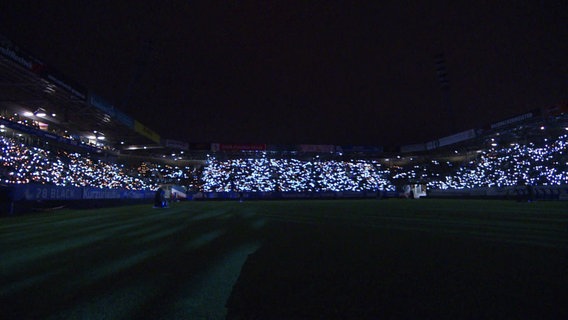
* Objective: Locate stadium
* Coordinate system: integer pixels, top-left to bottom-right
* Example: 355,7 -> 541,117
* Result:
1,25 -> 568,320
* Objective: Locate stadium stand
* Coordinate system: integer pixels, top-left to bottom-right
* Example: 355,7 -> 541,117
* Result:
0,135 -> 156,190
426,134 -> 568,190
1,34 -> 567,214
196,123 -> 568,199
202,158 -> 394,193
2,113 -> 568,213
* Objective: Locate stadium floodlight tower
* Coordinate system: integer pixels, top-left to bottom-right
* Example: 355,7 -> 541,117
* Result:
434,53 -> 456,133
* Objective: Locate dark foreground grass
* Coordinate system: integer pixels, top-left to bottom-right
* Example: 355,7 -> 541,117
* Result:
1,199 -> 567,319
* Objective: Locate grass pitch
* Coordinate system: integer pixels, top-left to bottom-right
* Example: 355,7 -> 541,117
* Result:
1,199 -> 567,319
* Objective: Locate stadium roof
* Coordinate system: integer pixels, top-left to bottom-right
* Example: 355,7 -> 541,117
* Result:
2,2 -> 566,147
1,33 -> 566,164
0,35 -> 161,152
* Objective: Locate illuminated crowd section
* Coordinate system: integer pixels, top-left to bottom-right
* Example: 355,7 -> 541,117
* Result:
393,134 -> 568,190
0,136 -> 157,190
201,133 -> 568,192
1,133 -> 568,192
202,158 -> 394,192
136,162 -> 202,190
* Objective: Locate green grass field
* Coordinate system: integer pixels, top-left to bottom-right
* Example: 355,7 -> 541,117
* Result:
1,199 -> 567,319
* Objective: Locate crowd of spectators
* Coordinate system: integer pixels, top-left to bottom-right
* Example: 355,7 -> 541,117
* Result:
202,157 -> 394,192
1,112 -> 116,150
0,136 -> 157,190
135,162 -> 202,191
201,133 -> 568,193
390,134 -> 568,190
429,134 -> 568,189
1,131 -> 567,194
0,113 -> 41,130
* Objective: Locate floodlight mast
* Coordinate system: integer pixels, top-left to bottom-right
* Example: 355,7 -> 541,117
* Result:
435,53 -> 456,133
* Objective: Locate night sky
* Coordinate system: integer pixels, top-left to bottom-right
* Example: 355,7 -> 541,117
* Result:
1,1 -> 566,146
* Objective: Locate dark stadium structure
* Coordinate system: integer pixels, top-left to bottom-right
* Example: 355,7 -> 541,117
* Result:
0,37 -> 161,152
1,34 -> 568,214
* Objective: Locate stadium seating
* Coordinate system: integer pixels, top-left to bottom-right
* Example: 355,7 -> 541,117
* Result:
2,132 -> 567,195
200,133 -> 568,193
1,136 -> 157,190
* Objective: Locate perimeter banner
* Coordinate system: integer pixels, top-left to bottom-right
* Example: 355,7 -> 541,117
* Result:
211,143 -> 266,152
10,185 -> 153,201
189,191 -> 389,200
489,109 -> 540,130
83,187 -> 122,199
11,184 -> 83,201
298,144 -> 336,153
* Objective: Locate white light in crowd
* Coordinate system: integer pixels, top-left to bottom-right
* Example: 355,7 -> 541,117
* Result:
23,111 -> 34,117
97,136 -> 105,140
0,124 -> 4,128
52,113 -> 56,117
2,129 -> 567,193
540,126 -> 545,130
120,141 -> 125,144
143,146 -> 147,149
491,143 -> 498,146
36,111 -> 46,117
87,135 -> 97,140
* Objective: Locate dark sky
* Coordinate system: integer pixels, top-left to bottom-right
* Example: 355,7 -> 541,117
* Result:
1,1 -> 566,146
